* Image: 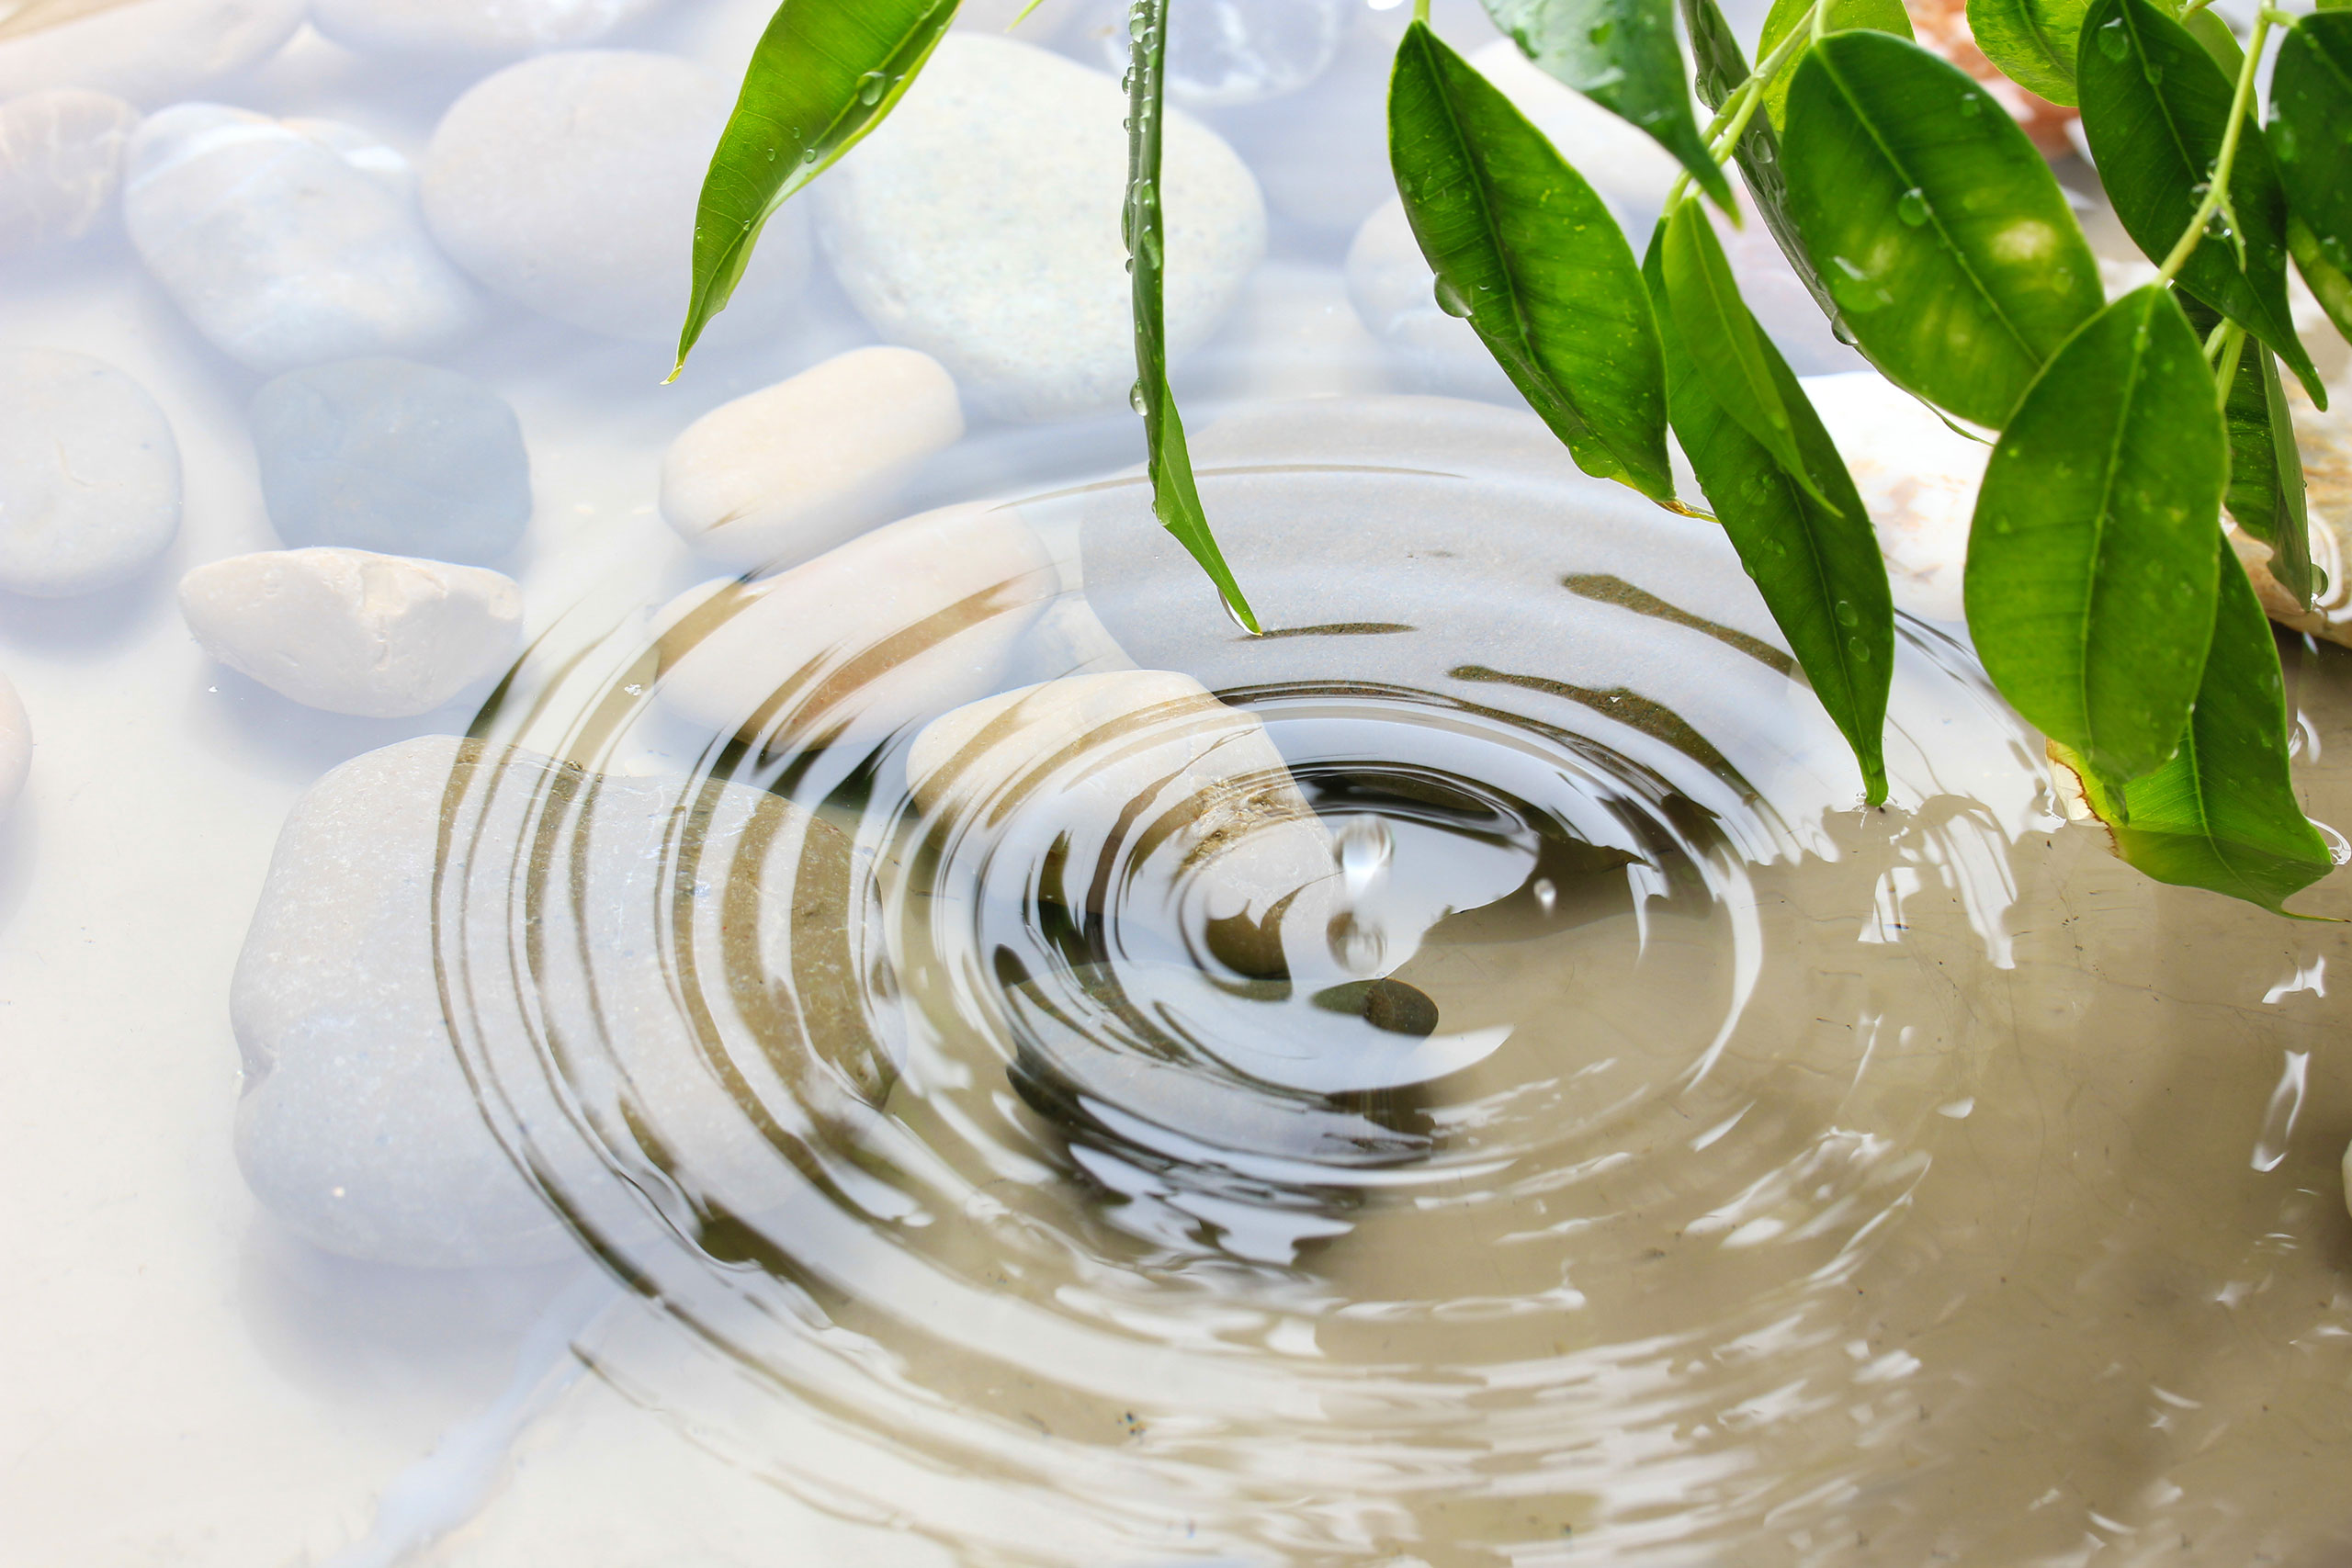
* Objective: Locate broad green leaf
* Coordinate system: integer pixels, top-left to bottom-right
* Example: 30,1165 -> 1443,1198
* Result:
2075,0 -> 2326,402
1783,31 -> 2105,429
1644,231 -> 1894,803
2182,294 -> 2317,607
1127,0 -> 1256,629
1389,22 -> 1674,502
1663,201 -> 1837,509
2055,556 -> 2334,914
2271,16 -> 2352,302
1968,0 -> 2094,105
2290,213 -> 2352,344
2181,6 -> 2244,74
1758,0 -> 1914,130
1964,286 -> 2226,785
1481,0 -> 1736,209
674,0 -> 959,378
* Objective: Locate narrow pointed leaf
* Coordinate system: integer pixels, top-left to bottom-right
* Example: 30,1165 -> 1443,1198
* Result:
2290,213 -> 2352,344
1783,31 -> 2105,428
1965,286 -> 2227,784
1644,231 -> 1894,803
2075,0 -> 2325,402
1128,0 -> 1255,629
2183,294 -> 2317,607
1481,0 -> 1735,209
675,0 -> 960,378
1389,21 -> 1674,502
1757,0 -> 1913,130
1663,201 -> 1838,509
2055,557 -> 2333,914
1967,0 -> 2094,105
2271,15 -> 2352,326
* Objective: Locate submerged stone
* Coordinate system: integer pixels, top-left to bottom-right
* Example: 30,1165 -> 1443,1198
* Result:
0,671 -> 26,818
0,348 -> 181,597
312,0 -> 673,56
0,89 -> 138,251
0,0 -> 307,107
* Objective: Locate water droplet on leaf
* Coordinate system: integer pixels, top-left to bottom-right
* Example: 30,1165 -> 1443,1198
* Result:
1896,188 -> 1929,226
2096,17 -> 2129,59
1434,276 -> 1473,318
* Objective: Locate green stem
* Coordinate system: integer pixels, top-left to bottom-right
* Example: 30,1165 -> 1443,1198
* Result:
1415,0 -> 1431,20
2154,8 -> 2273,285
2212,321 -> 2246,409
2202,315 -> 2233,359
1663,4 -> 1819,211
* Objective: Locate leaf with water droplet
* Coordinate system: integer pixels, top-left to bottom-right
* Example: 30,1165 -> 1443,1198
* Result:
1965,286 -> 2227,784
2076,0 -> 2325,402
1968,0 -> 2095,104
2271,12 -> 2352,348
673,0 -> 958,381
2052,554 -> 2334,915
1389,21 -> 1674,502
2180,294 -> 2318,608
1644,228 -> 1894,804
1481,0 -> 1734,209
1784,31 -> 2103,426
1755,0 -> 1913,131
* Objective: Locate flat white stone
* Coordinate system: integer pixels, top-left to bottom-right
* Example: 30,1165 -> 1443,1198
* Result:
124,106 -> 481,373
0,670 -> 28,818
0,347 -> 180,596
0,0 -> 307,107
178,548 -> 524,718
233,735 -> 898,1267
1802,370 -> 1989,623
815,34 -> 1265,422
422,51 -> 811,346
654,501 -> 1057,747
0,88 -> 137,250
312,0 -> 669,56
660,346 -> 963,572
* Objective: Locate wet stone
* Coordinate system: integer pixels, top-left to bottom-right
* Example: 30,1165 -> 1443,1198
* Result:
252,358 -> 533,565
0,89 -> 138,251
178,547 -> 523,718
0,348 -> 181,597
421,50 -> 811,346
124,107 -> 481,374
311,0 -> 673,57
0,0 -> 308,107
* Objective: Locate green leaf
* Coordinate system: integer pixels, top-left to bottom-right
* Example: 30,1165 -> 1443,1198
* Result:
1481,0 -> 1736,209
2271,16 -> 2352,302
2075,0 -> 2326,403
1783,31 -> 2105,429
1643,229 -> 1894,803
2290,212 -> 2352,344
2055,555 -> 2334,914
1964,285 -> 2227,785
1126,0 -> 1255,630
1662,201 -> 1838,509
1758,0 -> 1914,130
1968,0 -> 2094,104
2180,6 -> 2244,74
673,0 -> 959,378
2182,294 -> 2317,608
1388,21 -> 1675,502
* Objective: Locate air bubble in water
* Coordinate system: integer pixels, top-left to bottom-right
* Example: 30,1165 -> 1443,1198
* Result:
1334,818 -> 1395,896
1532,877 -> 1557,914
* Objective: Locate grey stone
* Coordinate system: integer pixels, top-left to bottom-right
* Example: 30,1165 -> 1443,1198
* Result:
124,106 -> 481,373
0,89 -> 138,250
0,0 -> 307,107
252,357 -> 533,564
0,348 -> 180,597
233,736 -> 901,1268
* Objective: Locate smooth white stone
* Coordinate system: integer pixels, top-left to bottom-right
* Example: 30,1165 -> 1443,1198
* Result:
1802,370 -> 1989,624
233,735 -> 896,1267
654,502 -> 1057,746
660,346 -> 964,572
1185,261 -> 1391,403
1000,592 -> 1140,687
1082,0 -> 1348,107
312,0 -> 670,57
124,106 -> 481,373
422,51 -> 811,346
815,34 -> 1265,422
0,671 -> 28,818
178,548 -> 523,718
0,88 -> 137,249
0,348 -> 180,597
1346,198 -> 1517,402
0,0 -> 306,107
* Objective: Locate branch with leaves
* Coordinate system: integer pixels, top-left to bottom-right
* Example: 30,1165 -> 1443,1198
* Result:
675,0 -> 2352,915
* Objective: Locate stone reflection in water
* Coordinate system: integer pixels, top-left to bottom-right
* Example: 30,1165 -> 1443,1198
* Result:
272,396 -> 2352,1567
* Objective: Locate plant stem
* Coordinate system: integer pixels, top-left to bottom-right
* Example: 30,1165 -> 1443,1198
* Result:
2212,321 -> 2246,408
1415,0 -> 1431,21
2154,7 -> 2273,285
1662,4 -> 1819,212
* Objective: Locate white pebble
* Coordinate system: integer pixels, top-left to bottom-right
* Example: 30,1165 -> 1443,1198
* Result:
1346,199 -> 1516,402
655,502 -> 1057,746
0,89 -> 138,250
0,348 -> 181,597
124,107 -> 481,373
1802,370 -> 1989,623
312,0 -> 671,57
422,51 -> 811,346
0,671 -> 28,818
815,34 -> 1265,422
660,346 -> 964,571
0,0 -> 306,107
178,548 -> 523,718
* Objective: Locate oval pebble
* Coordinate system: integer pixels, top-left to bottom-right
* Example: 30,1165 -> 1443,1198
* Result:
0,89 -> 139,251
311,0 -> 672,57
0,0 -> 307,107
0,348 -> 181,597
